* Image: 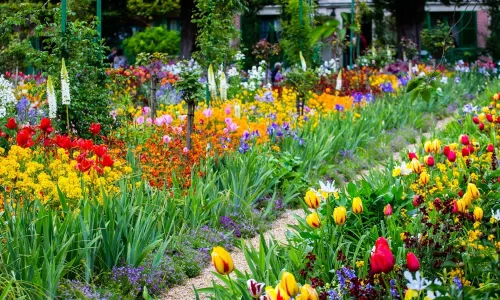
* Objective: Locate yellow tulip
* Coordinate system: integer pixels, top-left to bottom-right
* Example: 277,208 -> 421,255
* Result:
467,183 -> 480,199
211,246 -> 234,275
432,139 -> 441,153
419,171 -> 430,185
266,285 -> 291,300
279,272 -> 299,297
462,192 -> 472,208
304,190 -> 321,209
333,206 -> 347,225
296,284 -> 319,300
456,199 -> 466,213
352,197 -> 363,214
474,206 -> 483,221
423,141 -> 433,153
410,158 -> 423,174
306,212 -> 321,229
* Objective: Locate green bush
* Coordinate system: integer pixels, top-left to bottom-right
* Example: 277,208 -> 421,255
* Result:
421,21 -> 455,59
123,26 -> 180,57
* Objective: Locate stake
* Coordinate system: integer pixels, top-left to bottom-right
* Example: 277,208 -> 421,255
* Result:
150,74 -> 158,120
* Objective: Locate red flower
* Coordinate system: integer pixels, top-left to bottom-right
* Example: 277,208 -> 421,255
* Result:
462,147 -> 470,157
472,116 -> 479,124
425,156 -> 434,167
39,118 -> 53,133
76,138 -> 93,151
53,134 -> 73,150
408,152 -> 417,161
100,154 -> 114,167
460,135 -> 469,145
77,158 -> 94,172
89,123 -> 101,135
486,114 -> 493,122
447,150 -> 456,162
406,252 -> 420,272
383,204 -> 393,216
452,200 -> 459,213
6,118 -> 17,130
443,145 -> 450,156
487,144 -> 494,152
16,128 -> 34,148
93,145 -> 108,157
370,237 -> 395,274
479,123 -> 485,131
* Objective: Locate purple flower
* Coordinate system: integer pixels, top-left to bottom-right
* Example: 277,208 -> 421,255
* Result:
352,92 -> 363,103
364,93 -> 374,103
335,104 -> 345,112
453,277 -> 463,290
380,82 -> 394,93
327,290 -> 340,300
239,141 -> 251,154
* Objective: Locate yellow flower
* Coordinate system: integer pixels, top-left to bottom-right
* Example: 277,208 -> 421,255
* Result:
405,289 -> 419,300
392,167 -> 402,177
432,139 -> 441,153
424,141 -> 433,153
419,172 -> 430,185
355,260 -> 365,268
304,190 -> 321,209
211,246 -> 234,275
279,272 -> 299,297
333,206 -> 347,225
352,197 -> 363,214
467,183 -> 480,199
462,192 -> 472,208
457,199 -> 467,213
473,206 -> 483,222
296,284 -> 318,300
306,212 -> 321,229
266,285 -> 290,300
411,158 -> 423,174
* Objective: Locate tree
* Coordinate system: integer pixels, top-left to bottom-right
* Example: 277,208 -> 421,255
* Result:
180,0 -> 197,58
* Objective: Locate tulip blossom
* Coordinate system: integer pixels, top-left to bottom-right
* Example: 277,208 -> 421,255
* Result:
6,117 -> 17,129
162,135 -> 172,144
472,116 -> 480,124
16,128 -> 34,148
163,114 -> 173,124
304,190 -> 321,209
423,141 -> 433,153
447,150 -> 457,162
410,158 -> 423,174
89,123 -> 101,135
211,246 -> 234,275
265,286 -> 290,300
431,139 -> 441,153
203,108 -> 213,118
406,252 -> 420,272
384,204 -> 393,216
460,134 -> 470,145
473,206 -> 483,221
487,144 -> 494,152
279,272 -> 299,297
424,155 -> 434,167
486,114 -> 493,122
135,116 -> 145,125
419,172 -> 430,185
456,199 -> 466,213
479,123 -> 485,130
154,117 -> 164,126
370,237 -> 395,274
352,197 -> 363,214
306,212 -> 321,229
467,183 -> 480,199
462,147 -> 470,157
296,284 -> 318,300
247,279 -> 265,298
39,118 -> 53,133
408,151 -> 417,161
333,206 -> 347,225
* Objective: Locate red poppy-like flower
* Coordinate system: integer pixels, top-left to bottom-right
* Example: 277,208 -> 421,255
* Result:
406,252 -> 420,272
53,134 -> 73,150
93,145 -> 108,157
77,158 -> 94,172
76,138 -> 93,151
370,237 -> 395,274
39,118 -> 53,133
443,145 -> 450,156
16,128 -> 34,148
6,118 -> 17,130
101,154 -> 114,167
472,116 -> 479,124
89,123 -> 101,135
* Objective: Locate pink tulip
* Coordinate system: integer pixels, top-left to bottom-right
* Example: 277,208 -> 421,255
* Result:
225,117 -> 232,125
142,106 -> 150,115
154,118 -> 165,126
228,122 -> 238,132
179,115 -> 187,122
163,114 -> 173,124
183,147 -> 188,153
162,135 -> 171,144
203,108 -> 213,118
146,117 -> 153,125
136,116 -> 144,125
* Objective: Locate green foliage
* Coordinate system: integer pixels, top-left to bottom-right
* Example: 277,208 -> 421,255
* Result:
421,21 -> 455,59
175,60 -> 204,104
123,26 -> 180,57
278,0 -> 315,66
486,0 -> 500,61
192,0 -> 246,67
126,0 -> 180,18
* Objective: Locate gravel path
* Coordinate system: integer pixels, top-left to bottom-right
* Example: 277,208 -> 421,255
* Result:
162,209 -> 305,300
162,115 -> 456,299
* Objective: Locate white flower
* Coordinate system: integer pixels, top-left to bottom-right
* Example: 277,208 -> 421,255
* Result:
319,180 -> 339,194
400,162 -> 413,176
219,71 -> 227,102
335,70 -> 343,91
227,67 -> 239,77
207,64 -> 217,101
300,51 -> 307,71
234,51 -> 245,61
462,103 -> 479,114
425,279 -> 443,299
405,271 -> 431,291
47,75 -> 57,118
0,75 -> 16,118
492,209 -> 500,221
61,58 -> 71,105
440,76 -> 448,84
234,104 -> 241,119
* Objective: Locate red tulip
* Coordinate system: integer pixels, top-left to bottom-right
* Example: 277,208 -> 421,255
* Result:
39,118 -> 53,133
460,135 -> 470,145
479,123 -> 485,131
452,200 -> 459,213
472,116 -> 480,124
77,158 -> 94,172
383,204 -> 393,216
93,145 -> 108,157
425,155 -> 435,167
487,144 -> 495,152
101,154 -> 114,167
76,138 -> 93,151
496,116 -> 500,123
406,252 -> 420,272
443,145 -> 450,156
448,150 -> 457,162
458,190 -> 464,197
413,195 -> 422,207
408,152 -> 417,161
467,144 -> 474,154
462,147 -> 470,157
53,134 -> 73,150
370,237 -> 395,274
16,128 -> 34,148
6,118 -> 17,129
89,123 -> 101,135
486,114 -> 493,122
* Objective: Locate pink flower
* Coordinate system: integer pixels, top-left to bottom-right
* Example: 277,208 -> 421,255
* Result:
223,128 -> 229,134
173,126 -> 183,135
162,135 -> 171,144
228,122 -> 238,132
179,115 -> 187,122
203,108 -> 213,118
154,117 -> 165,126
224,106 -> 231,115
142,106 -> 150,115
183,147 -> 188,153
136,116 -> 144,125
163,114 -> 173,125
146,118 -> 153,125
225,117 -> 232,125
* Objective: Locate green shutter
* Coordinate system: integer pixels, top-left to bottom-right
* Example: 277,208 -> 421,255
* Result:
459,11 -> 477,48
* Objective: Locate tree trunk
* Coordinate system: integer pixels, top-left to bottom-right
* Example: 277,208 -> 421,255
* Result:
180,0 -> 197,59
296,94 -> 301,116
186,101 -> 195,150
394,0 -> 426,58
150,75 -> 158,120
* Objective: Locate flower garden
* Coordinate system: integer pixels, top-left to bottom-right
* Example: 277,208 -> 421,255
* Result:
1,1 -> 500,300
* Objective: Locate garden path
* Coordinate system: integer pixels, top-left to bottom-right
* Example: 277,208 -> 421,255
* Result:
162,115 -> 455,300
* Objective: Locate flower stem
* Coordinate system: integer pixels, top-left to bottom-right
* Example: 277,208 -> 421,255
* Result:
66,105 -> 70,136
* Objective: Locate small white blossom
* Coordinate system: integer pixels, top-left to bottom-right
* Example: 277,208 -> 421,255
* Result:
405,271 -> 431,291
0,75 -> 16,118
61,58 -> 71,105
319,180 -> 339,194
47,75 -> 57,118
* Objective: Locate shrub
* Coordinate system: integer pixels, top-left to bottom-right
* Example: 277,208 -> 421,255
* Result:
421,21 -> 455,59
123,26 -> 180,57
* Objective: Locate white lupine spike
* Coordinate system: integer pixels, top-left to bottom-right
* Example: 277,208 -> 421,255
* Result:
207,64 -> 217,101
0,75 -> 16,118
61,58 -> 71,105
335,69 -> 343,91
219,71 -> 227,102
47,76 -> 57,118
299,51 -> 307,71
